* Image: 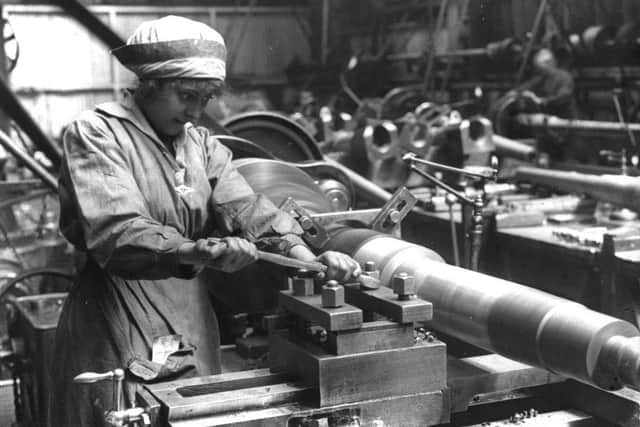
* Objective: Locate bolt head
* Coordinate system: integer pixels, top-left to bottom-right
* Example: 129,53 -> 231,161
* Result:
325,279 -> 339,288
392,272 -> 416,298
388,209 -> 402,224
321,283 -> 344,307
292,277 -> 315,296
299,216 -> 314,230
361,261 -> 380,280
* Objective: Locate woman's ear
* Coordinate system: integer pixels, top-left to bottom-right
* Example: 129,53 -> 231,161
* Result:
136,79 -> 162,99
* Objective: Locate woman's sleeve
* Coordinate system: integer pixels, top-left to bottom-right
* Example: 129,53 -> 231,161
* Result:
59,114 -> 197,279
204,134 -> 305,255
544,72 -> 575,108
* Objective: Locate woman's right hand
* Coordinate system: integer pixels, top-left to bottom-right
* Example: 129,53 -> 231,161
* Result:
177,238 -> 227,266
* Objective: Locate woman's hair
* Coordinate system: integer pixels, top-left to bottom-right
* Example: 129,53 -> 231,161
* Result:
137,78 -> 225,98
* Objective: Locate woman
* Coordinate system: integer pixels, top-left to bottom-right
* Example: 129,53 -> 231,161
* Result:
50,15 -> 360,426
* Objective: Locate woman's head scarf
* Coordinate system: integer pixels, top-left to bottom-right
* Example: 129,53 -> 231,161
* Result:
111,15 -> 226,80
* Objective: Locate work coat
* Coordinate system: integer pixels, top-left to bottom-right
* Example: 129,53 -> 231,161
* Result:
49,94 -> 304,427
520,67 -> 577,118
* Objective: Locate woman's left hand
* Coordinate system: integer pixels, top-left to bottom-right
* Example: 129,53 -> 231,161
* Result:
315,251 -> 362,282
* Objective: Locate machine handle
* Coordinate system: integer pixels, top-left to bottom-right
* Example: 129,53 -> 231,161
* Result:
257,250 -> 327,273
259,250 -> 380,289
73,369 -> 124,384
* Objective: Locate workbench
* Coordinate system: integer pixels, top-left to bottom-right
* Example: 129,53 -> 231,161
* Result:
403,205 -> 640,327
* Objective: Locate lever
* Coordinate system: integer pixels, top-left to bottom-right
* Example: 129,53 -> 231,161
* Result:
74,369 -> 122,384
74,368 -> 149,426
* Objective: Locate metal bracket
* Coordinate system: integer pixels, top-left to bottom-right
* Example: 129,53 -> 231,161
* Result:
369,187 -> 417,234
279,197 -> 331,249
310,208 -> 381,227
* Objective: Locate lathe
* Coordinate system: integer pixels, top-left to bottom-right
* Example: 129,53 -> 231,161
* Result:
16,158 -> 632,427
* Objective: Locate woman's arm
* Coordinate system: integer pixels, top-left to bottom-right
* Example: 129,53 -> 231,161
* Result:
203,133 -> 360,281
60,114 -> 208,279
289,244 -> 362,282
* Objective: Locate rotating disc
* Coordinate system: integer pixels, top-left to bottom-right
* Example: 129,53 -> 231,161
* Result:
233,158 -> 332,214
223,111 -> 323,162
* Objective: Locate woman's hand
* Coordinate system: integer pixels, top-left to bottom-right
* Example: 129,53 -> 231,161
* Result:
288,245 -> 361,283
178,237 -> 258,272
315,251 -> 362,282
207,237 -> 258,272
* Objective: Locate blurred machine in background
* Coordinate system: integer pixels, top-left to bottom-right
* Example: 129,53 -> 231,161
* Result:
2,0 -> 640,425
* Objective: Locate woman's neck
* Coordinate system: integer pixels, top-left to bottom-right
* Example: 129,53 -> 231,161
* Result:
133,90 -> 177,154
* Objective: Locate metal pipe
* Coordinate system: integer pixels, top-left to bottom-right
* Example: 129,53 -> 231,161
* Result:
612,89 -> 637,148
321,0 -> 329,65
322,156 -> 393,205
493,134 -> 537,161
437,47 -> 487,58
55,0 -> 124,49
514,166 -> 640,212
515,0 -> 547,85
404,153 -> 497,180
325,228 -> 640,392
553,161 -> 640,177
423,0 -> 449,93
440,0 -> 471,92
0,78 -> 62,167
0,129 -> 58,191
515,113 -> 640,134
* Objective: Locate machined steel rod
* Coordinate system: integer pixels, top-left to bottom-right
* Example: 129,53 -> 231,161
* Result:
493,134 -> 537,161
326,228 -> 640,392
515,113 -> 640,134
514,166 -> 640,212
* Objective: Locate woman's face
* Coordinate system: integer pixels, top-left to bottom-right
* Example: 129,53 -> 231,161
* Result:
138,79 -> 221,139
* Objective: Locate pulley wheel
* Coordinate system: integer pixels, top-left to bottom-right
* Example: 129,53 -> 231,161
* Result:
582,25 -> 617,56
379,85 -> 426,120
223,111 -> 323,162
616,22 -> 640,62
490,91 -> 541,138
233,158 -> 332,214
213,135 -> 275,160
208,159 -> 331,316
2,19 -> 19,72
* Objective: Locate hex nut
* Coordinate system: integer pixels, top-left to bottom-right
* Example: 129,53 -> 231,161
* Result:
392,272 -> 416,300
321,281 -> 344,307
292,276 -> 315,297
364,261 -> 376,272
362,261 -> 380,280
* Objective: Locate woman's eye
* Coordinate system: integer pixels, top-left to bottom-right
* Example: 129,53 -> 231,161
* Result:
179,92 -> 197,103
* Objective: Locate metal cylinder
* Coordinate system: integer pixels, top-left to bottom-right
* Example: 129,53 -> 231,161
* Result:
322,156 -> 393,205
492,134 -> 537,161
514,166 -> 640,212
515,113 -> 640,135
363,121 -> 400,162
325,228 -> 640,391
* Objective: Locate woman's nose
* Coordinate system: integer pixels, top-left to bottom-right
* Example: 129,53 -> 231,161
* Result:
185,105 -> 202,122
